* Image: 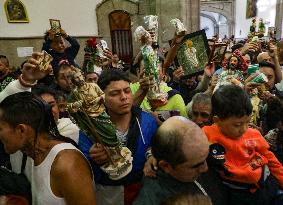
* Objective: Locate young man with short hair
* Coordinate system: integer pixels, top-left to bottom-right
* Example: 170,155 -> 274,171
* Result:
81,69 -> 158,205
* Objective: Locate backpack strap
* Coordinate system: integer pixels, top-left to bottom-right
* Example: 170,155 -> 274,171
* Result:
21,154 -> 27,174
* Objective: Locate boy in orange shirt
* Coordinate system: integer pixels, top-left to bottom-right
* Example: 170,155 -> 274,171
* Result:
203,85 -> 283,205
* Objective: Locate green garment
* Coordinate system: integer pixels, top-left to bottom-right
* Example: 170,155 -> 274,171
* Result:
130,82 -> 188,117
68,92 -> 118,147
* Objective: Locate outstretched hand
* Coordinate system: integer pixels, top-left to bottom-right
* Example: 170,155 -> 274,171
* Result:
268,42 -> 278,58
173,67 -> 185,82
139,71 -> 155,92
241,42 -> 260,55
22,52 -> 52,83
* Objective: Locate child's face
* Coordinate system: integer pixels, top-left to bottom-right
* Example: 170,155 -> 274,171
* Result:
216,115 -> 250,139
51,36 -> 66,53
56,66 -> 73,92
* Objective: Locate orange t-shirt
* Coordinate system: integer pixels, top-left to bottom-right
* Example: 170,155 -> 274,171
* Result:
203,124 -> 283,188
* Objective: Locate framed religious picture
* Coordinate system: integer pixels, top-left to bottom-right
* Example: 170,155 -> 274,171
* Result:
268,27 -> 276,39
49,19 -> 61,33
246,0 -> 257,19
176,29 -> 209,77
208,43 -> 227,66
4,0 -> 29,23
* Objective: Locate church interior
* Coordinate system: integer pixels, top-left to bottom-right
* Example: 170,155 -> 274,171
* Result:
0,0 -> 281,68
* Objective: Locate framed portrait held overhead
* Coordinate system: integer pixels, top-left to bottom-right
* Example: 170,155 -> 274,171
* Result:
208,43 -> 227,66
49,19 -> 61,33
4,0 -> 29,23
176,29 -> 209,77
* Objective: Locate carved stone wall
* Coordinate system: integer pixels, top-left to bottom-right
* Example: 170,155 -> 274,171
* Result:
200,0 -> 235,36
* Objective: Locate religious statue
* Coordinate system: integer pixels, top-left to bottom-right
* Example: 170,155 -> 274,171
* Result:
67,68 -> 133,180
250,17 -> 257,34
134,23 -> 168,108
250,88 -> 261,125
214,50 -> 246,92
170,18 -> 187,35
144,15 -> 158,42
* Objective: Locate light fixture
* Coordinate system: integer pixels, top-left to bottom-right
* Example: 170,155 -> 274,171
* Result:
256,0 -> 269,12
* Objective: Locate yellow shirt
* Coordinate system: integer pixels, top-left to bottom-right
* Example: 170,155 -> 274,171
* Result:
130,82 -> 188,117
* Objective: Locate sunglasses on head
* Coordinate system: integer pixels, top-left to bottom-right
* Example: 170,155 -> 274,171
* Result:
192,111 -> 210,118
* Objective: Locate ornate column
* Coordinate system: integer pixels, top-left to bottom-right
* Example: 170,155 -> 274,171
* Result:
275,0 -> 283,39
155,0 -> 200,45
181,0 -> 200,33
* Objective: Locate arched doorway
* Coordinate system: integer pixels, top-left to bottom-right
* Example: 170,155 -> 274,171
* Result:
200,0 -> 235,37
109,10 -> 133,64
200,11 -> 228,39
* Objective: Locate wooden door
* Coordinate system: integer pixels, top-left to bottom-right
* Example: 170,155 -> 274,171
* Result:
109,10 -> 133,64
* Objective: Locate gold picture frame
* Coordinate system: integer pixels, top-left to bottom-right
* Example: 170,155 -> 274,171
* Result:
49,19 -> 61,31
4,0 -> 29,23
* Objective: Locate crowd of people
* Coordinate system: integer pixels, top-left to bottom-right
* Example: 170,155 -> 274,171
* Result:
0,22 -> 283,205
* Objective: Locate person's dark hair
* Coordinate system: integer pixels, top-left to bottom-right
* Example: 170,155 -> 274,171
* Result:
259,61 -> 276,70
151,128 -> 187,168
0,92 -> 77,147
263,97 -> 283,133
152,42 -> 159,50
0,55 -> 7,59
212,85 -> 252,119
32,85 -> 58,101
97,69 -> 130,91
231,43 -> 244,52
53,63 -> 71,80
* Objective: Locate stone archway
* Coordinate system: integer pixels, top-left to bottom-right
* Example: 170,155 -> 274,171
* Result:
200,0 -> 235,36
200,12 -> 219,37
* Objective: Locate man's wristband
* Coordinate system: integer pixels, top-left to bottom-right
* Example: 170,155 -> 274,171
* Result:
19,74 -> 37,87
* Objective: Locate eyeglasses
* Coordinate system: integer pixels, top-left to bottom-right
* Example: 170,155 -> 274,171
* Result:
192,111 -> 210,118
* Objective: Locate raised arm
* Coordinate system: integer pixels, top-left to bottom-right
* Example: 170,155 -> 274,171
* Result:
0,52 -> 51,102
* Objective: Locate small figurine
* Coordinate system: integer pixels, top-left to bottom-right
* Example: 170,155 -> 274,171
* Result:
250,17 -> 257,34
258,18 -> 266,34
250,88 -> 261,125
67,68 -> 133,180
